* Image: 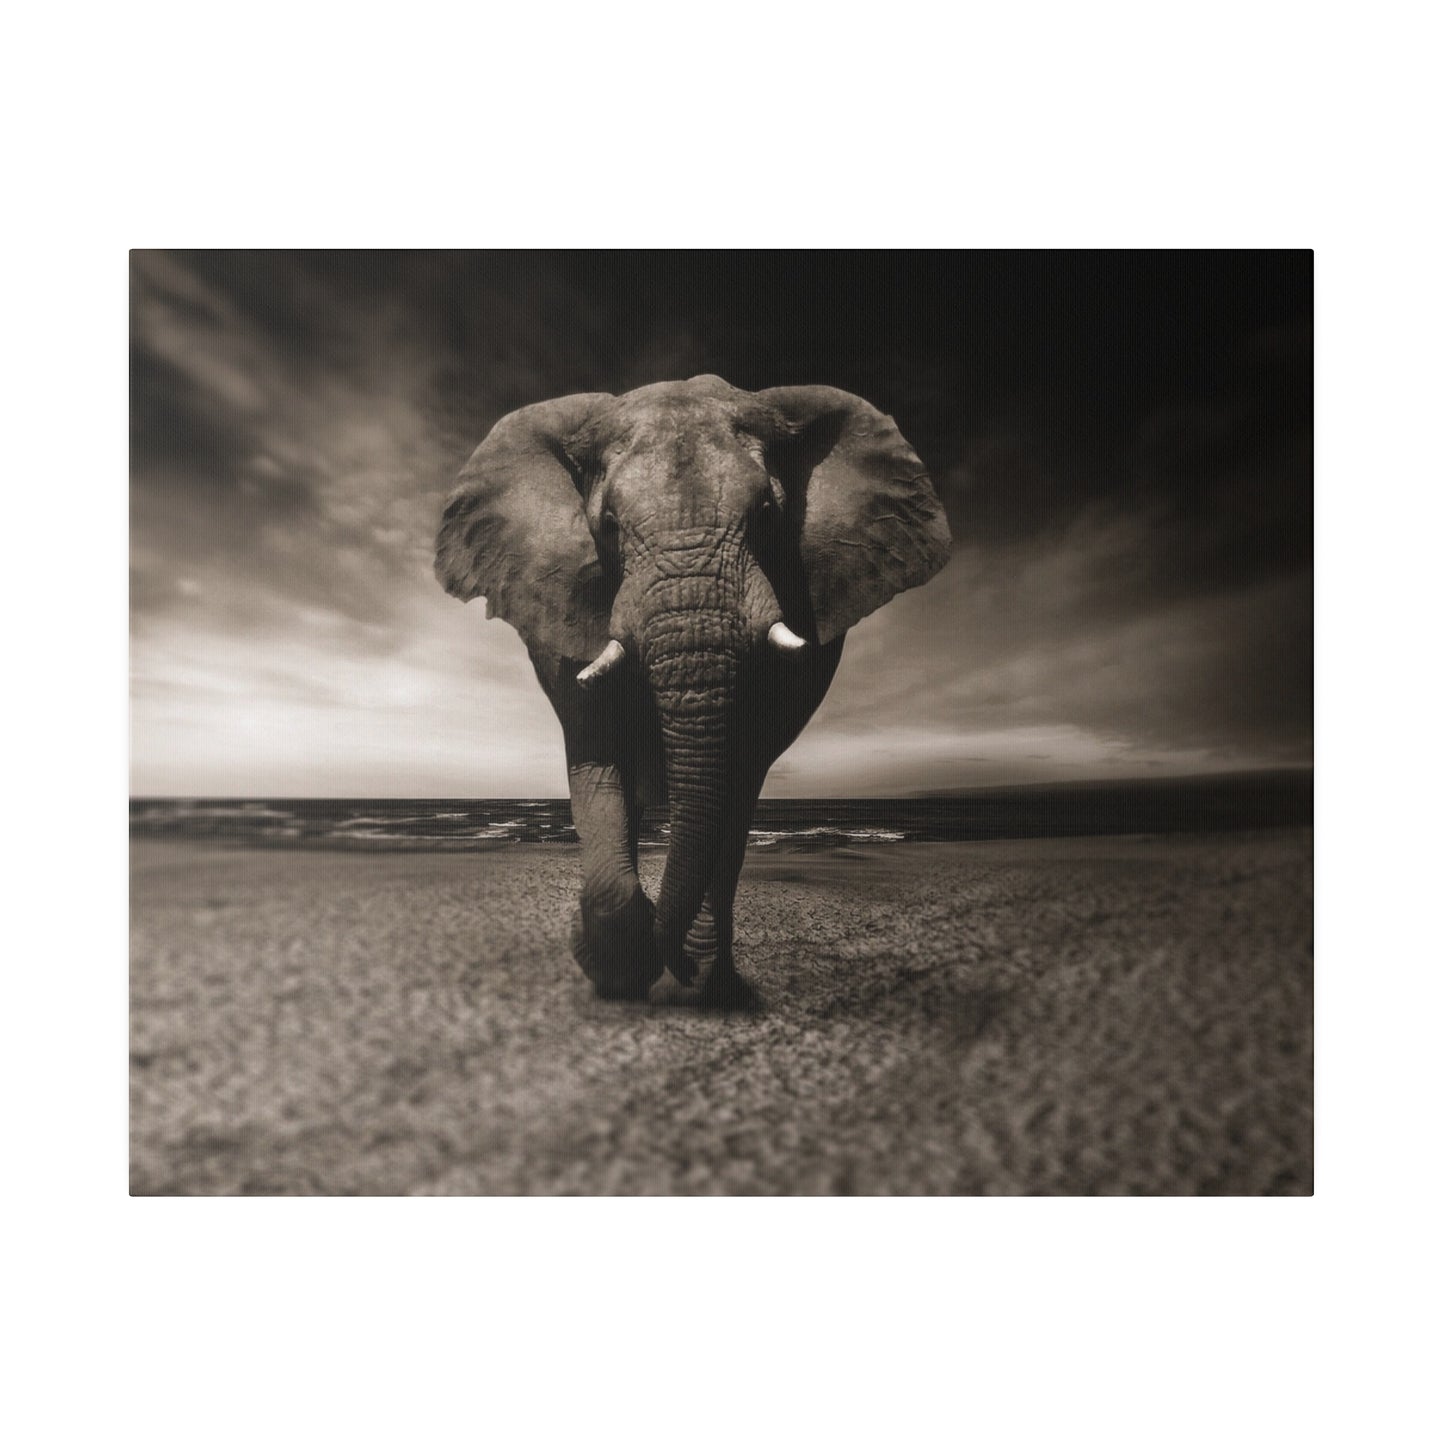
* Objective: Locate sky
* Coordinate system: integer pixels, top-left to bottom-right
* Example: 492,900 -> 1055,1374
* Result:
130,250 -> 1312,798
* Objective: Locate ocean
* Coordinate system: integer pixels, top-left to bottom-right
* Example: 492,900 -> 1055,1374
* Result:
130,770 -> 1311,851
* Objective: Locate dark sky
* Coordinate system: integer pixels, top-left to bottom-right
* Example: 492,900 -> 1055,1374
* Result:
130,250 -> 1312,796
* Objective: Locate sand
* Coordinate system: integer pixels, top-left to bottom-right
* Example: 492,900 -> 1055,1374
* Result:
130,831 -> 1313,1195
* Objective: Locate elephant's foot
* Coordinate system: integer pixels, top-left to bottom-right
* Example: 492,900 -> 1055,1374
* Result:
648,964 -> 760,1011
572,885 -> 662,1001
676,913 -> 757,1005
656,925 -> 699,988
696,961 -> 761,1013
666,912 -> 758,1008
682,909 -> 719,981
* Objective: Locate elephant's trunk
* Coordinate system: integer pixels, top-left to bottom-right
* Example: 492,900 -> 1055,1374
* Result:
641,571 -> 745,982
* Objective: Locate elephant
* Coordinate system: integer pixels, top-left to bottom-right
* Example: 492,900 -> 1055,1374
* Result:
434,374 -> 951,1006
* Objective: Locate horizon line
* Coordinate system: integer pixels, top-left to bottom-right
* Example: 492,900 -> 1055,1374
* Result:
130,765 -> 1314,804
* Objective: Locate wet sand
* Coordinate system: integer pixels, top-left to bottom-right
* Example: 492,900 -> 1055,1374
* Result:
130,832 -> 1313,1194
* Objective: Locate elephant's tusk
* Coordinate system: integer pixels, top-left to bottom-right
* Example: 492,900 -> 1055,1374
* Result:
768,621 -> 807,653
577,639 -> 627,687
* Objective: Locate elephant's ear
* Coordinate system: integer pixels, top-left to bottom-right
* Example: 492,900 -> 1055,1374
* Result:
435,393 -> 613,660
759,386 -> 952,644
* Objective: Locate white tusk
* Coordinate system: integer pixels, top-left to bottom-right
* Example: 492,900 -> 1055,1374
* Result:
768,621 -> 807,653
577,639 -> 626,687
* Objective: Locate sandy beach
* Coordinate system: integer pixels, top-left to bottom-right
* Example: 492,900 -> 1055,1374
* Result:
130,831 -> 1312,1195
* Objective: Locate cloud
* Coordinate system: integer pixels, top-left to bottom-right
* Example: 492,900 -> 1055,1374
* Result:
131,588 -> 566,797
130,251 -> 1312,796
785,501 -> 1312,794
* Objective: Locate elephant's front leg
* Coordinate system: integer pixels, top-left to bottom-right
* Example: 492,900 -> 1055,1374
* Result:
530,649 -> 661,1001
568,761 -> 660,999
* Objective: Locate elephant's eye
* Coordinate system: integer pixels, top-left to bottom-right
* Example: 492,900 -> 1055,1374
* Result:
599,507 -> 618,532
755,480 -> 785,524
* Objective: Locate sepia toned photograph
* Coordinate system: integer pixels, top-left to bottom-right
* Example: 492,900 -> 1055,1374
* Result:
129,249 -> 1312,1195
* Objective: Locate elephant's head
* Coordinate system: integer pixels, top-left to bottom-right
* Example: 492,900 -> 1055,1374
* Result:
435,376 -> 950,971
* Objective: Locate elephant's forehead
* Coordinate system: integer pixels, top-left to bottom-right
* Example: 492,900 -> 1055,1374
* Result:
602,392 -> 740,454
604,376 -> 746,429
616,375 -> 739,406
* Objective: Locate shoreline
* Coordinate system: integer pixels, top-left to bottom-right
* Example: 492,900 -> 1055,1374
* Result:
128,823 -> 1314,859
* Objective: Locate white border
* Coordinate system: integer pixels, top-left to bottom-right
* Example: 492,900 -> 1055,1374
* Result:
9,3 -> 1441,1440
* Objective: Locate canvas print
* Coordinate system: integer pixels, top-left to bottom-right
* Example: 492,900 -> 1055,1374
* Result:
130,250 -> 1312,1195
